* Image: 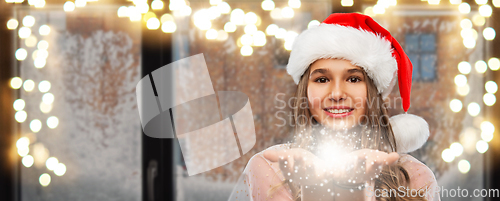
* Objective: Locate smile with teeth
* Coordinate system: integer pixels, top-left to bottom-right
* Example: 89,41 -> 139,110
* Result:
325,108 -> 353,114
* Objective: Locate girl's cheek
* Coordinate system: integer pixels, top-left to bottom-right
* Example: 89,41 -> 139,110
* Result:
307,87 -> 324,110
352,87 -> 367,110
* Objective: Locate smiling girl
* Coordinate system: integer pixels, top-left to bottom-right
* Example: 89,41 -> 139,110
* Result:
228,13 -> 439,201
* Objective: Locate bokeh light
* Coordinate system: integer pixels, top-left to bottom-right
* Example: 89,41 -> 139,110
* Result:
485,81 -> 498,94
475,60 -> 488,73
13,99 -> 25,111
39,173 -> 51,186
476,140 -> 489,153
488,57 -> 500,70
450,99 -> 463,112
23,79 -> 35,92
22,155 -> 34,168
30,119 -> 42,133
458,160 -> 471,174
467,102 -> 480,117
7,19 -> 19,30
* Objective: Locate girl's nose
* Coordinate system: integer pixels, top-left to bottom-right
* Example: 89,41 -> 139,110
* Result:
327,83 -> 347,102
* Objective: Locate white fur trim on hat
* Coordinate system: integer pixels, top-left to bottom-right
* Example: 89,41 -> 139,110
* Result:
286,24 -> 398,95
389,113 -> 430,153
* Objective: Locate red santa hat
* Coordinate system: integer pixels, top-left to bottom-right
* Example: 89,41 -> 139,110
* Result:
286,13 -> 429,153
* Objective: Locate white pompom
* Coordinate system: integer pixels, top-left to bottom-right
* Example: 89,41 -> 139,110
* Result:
389,113 -> 430,153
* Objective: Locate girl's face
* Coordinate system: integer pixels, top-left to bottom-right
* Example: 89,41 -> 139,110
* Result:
307,58 -> 367,130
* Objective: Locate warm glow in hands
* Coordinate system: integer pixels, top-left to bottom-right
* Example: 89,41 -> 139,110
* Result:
264,147 -> 400,187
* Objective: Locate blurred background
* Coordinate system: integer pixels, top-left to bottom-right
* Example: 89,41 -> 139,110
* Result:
1,0 -> 500,200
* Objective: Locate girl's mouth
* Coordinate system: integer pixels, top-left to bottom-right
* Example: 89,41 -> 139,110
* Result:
323,107 -> 354,118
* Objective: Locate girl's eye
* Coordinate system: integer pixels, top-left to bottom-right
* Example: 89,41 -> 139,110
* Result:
348,76 -> 362,83
314,77 -> 329,83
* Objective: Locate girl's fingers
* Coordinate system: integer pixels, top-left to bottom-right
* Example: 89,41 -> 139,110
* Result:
385,152 -> 400,165
263,150 -> 281,162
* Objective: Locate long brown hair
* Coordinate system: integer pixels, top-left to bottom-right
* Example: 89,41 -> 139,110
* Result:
269,62 -> 427,200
